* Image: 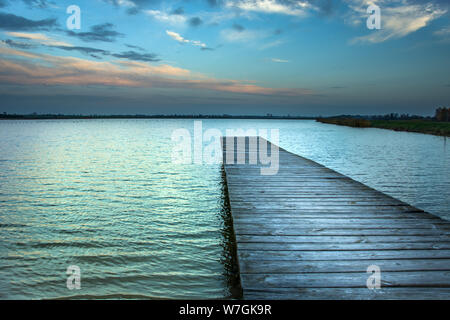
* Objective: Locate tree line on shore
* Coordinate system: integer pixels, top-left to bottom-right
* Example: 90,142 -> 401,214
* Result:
316,107 -> 450,136
1,107 -> 448,121
317,107 -> 449,122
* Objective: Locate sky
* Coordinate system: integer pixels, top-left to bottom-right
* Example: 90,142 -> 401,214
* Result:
0,0 -> 449,116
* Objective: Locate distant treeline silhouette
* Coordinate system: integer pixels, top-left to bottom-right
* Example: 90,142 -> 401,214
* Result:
319,113 -> 431,121
0,113 -> 314,120
1,108 -> 448,122
316,107 -> 450,137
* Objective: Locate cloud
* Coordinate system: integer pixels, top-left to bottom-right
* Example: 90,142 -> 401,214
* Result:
0,0 -> 7,8
313,0 -> 335,17
104,0 -> 161,9
0,46 -> 187,86
221,28 -> 266,42
434,26 -> 450,36
433,25 -> 450,42
0,12 -> 57,31
189,17 -> 203,27
126,7 -> 140,15
225,0 -> 311,16
111,50 -> 160,62
166,30 -> 207,48
0,46 -> 312,96
104,0 -> 137,6
348,0 -> 447,43
1,39 -> 36,49
144,9 -> 187,25
259,39 -> 284,49
5,31 -> 160,62
271,58 -> 289,63
51,45 -> 110,59
125,43 -> 146,51
206,0 -> 222,7
171,7 -> 184,15
51,45 -> 159,62
166,30 -> 188,43
5,32 -> 72,46
53,46 -> 160,62
21,0 -> 54,8
232,23 -> 245,32
66,23 -> 124,42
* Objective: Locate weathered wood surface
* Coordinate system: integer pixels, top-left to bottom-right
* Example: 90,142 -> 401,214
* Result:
221,137 -> 450,300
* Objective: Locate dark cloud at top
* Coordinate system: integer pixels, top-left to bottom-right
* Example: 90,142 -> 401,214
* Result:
126,7 -> 140,15
171,7 -> 184,15
232,23 -> 245,32
125,44 -> 146,51
0,0 -> 7,8
111,51 -> 160,62
2,38 -> 36,49
206,0 -> 222,7
66,23 -> 124,42
189,17 -> 203,27
313,0 -> 335,16
50,44 -> 160,62
52,45 -> 110,59
0,12 -> 57,31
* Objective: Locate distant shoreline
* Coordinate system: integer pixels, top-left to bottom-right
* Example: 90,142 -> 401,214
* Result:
317,118 -> 450,137
2,114 -> 448,137
0,114 -> 314,120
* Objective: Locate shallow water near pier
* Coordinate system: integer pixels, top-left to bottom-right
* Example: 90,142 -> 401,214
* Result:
0,119 -> 448,299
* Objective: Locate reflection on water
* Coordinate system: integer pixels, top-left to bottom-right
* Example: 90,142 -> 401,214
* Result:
0,119 -> 448,299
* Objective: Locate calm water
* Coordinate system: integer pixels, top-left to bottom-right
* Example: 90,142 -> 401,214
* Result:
0,119 -> 448,299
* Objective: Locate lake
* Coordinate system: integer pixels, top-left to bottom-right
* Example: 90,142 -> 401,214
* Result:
0,119 -> 448,299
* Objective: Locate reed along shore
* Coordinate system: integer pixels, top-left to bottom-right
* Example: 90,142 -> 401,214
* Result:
317,118 -> 450,137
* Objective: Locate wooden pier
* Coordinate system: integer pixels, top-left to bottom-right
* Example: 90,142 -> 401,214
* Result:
221,137 -> 450,299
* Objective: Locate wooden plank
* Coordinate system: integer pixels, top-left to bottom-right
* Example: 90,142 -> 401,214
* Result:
232,218 -> 450,227
240,271 -> 450,288
233,213 -> 436,219
240,259 -> 450,274
237,250 -> 450,261
244,287 -> 450,300
234,228 -> 448,237
230,205 -> 417,212
221,136 -> 450,300
236,235 -> 450,243
238,242 -> 450,251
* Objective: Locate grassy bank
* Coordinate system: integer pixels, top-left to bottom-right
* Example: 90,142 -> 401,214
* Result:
317,118 -> 450,137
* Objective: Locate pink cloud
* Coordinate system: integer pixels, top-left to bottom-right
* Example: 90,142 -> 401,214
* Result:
0,46 -> 312,96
